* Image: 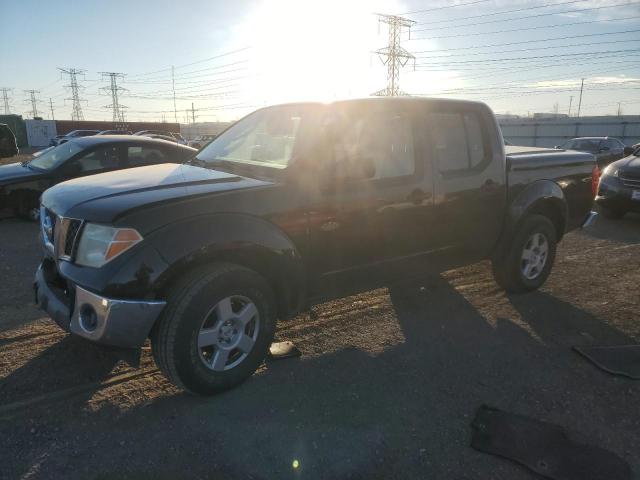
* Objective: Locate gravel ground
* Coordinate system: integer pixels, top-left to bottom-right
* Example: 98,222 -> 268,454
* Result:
0,214 -> 639,480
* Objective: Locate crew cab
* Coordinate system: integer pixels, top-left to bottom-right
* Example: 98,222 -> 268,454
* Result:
34,98 -> 595,395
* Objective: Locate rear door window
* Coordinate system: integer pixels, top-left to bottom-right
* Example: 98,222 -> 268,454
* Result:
126,145 -> 169,167
430,111 -> 489,173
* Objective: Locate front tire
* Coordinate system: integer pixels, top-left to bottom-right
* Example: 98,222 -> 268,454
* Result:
151,263 -> 276,395
491,214 -> 557,294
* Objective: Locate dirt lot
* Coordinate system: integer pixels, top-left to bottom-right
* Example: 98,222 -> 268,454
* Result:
0,215 -> 639,479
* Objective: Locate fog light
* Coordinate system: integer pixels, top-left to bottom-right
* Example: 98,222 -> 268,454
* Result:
79,304 -> 98,332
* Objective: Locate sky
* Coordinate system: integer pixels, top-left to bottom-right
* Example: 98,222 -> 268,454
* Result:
1,0 -> 639,123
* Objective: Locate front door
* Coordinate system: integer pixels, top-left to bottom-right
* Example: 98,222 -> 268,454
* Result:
304,101 -> 435,277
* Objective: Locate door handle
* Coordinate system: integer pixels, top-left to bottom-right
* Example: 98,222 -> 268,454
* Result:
407,188 -> 432,205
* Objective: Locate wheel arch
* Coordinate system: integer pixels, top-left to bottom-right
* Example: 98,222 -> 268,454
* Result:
508,180 -> 568,241
493,180 -> 568,259
149,213 -> 307,320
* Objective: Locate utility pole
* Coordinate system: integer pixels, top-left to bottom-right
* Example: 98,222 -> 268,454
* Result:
59,68 -> 86,121
577,78 -> 584,118
568,96 -> 573,117
1,87 -> 12,114
172,65 -> 178,123
191,102 -> 196,124
616,102 -> 622,116
24,90 -> 41,118
373,14 -> 416,97
99,72 -> 127,125
49,98 -> 55,120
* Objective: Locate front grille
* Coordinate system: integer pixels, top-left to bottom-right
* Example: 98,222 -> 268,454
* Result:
40,206 -> 83,260
620,175 -> 640,189
63,219 -> 83,257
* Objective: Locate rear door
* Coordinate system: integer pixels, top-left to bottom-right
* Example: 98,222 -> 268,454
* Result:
427,105 -> 506,256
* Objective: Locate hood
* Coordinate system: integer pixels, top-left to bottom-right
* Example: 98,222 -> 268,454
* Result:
42,163 -> 272,222
607,155 -> 640,177
0,162 -> 44,185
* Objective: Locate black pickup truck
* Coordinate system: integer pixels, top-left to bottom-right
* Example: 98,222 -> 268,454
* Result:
34,98 -> 596,395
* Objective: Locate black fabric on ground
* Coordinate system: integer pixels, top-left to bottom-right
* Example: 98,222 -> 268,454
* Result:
471,405 -> 631,480
574,345 -> 640,380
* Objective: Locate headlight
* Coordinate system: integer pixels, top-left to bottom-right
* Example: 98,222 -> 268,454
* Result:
75,224 -> 143,267
602,165 -> 619,177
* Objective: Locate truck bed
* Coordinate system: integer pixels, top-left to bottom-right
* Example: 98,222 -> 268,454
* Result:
505,145 -> 595,230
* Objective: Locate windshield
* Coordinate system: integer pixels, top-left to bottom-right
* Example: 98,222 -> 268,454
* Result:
196,105 -> 322,169
29,141 -> 83,170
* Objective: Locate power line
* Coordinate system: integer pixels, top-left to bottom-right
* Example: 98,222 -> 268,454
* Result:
414,38 -> 640,60
409,15 -> 640,40
99,72 -> 127,123
59,67 -> 87,121
373,14 -> 416,97
412,0 -> 590,25
414,48 -> 640,65
411,1 -> 640,33
23,90 -> 41,118
411,29 -> 640,54
128,47 -> 250,78
399,0 -> 494,16
1,88 -> 12,114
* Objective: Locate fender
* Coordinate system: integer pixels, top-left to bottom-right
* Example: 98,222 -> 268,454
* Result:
148,213 -> 307,318
494,180 -> 569,256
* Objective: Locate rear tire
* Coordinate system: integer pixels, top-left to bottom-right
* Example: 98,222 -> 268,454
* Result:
599,206 -> 626,220
15,196 -> 40,222
151,263 -> 276,395
491,214 -> 557,294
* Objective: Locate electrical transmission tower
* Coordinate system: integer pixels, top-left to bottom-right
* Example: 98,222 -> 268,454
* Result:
24,90 -> 42,118
100,72 -> 127,125
59,67 -> 87,121
1,87 -> 13,114
373,14 -> 416,97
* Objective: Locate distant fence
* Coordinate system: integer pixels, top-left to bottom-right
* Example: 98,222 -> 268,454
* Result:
499,115 -> 640,148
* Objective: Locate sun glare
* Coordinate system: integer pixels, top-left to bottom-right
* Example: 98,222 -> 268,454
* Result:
235,0 -> 416,105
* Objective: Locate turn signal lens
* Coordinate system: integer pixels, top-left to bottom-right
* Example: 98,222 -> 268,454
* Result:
105,229 -> 143,261
76,224 -> 143,268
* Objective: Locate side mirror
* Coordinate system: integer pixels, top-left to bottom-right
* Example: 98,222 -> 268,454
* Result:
554,145 -> 561,149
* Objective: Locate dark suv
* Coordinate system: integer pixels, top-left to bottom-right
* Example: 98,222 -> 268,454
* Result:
34,98 -> 595,395
556,137 -> 632,169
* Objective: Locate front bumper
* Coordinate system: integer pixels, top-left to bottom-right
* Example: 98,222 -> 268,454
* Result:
34,265 -> 166,348
595,176 -> 640,212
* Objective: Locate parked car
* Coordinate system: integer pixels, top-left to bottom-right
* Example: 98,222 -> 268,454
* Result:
0,123 -> 19,158
134,130 -> 187,145
50,129 -> 101,146
97,129 -> 133,135
0,135 -> 196,220
188,134 -> 217,150
555,137 -> 631,169
34,98 -> 595,395
595,148 -> 640,219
